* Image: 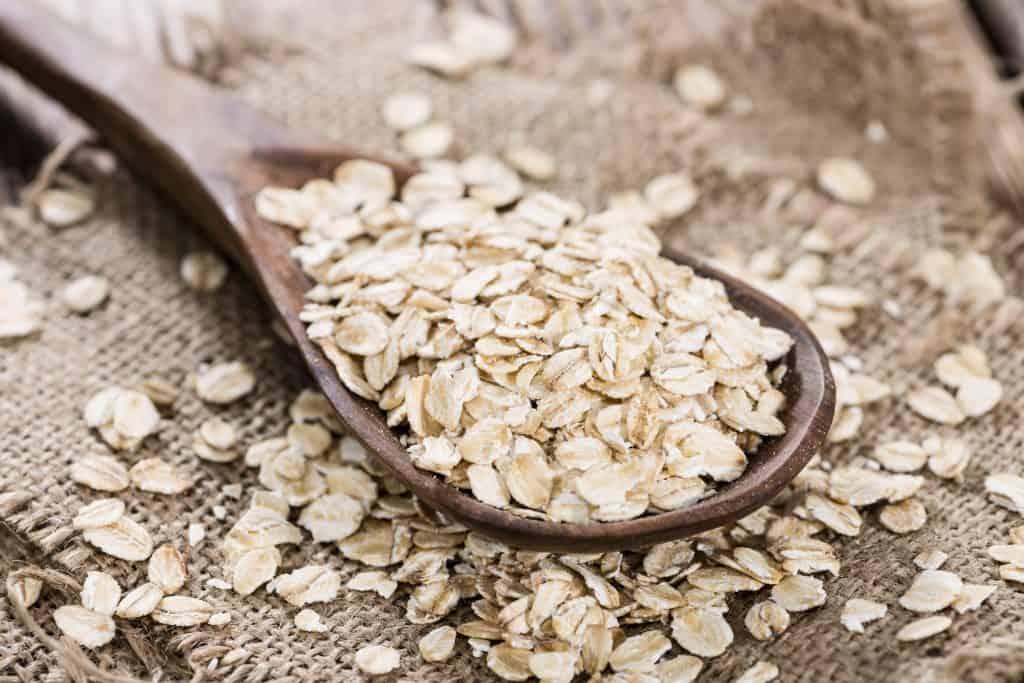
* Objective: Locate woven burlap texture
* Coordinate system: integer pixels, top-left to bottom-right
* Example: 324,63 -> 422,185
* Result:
2,0 -> 1023,680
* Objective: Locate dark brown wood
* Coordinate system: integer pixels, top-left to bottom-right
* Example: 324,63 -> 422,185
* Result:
0,1 -> 834,552
972,0 -> 1024,70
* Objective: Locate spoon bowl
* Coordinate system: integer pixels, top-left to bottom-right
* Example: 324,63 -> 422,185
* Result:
0,2 -> 835,551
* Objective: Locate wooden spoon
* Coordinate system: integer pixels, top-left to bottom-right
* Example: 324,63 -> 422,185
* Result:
0,2 -> 834,552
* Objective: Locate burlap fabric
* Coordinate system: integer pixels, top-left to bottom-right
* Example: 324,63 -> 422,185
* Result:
2,0 -> 1023,680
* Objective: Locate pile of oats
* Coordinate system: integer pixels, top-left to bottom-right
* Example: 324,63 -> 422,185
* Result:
254,158 -> 794,523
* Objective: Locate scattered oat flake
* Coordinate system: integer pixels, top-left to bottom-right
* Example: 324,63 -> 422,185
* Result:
816,157 -> 875,205
181,251 -> 228,292
148,545 -> 187,593
38,188 -> 95,227
152,595 -> 214,626
196,361 -> 255,404
609,630 -> 672,673
209,611 -> 232,627
914,549 -> 948,570
671,606 -> 733,657
956,377 -> 1002,418
71,454 -> 130,492
82,516 -> 154,561
899,570 -> 963,613
346,571 -> 398,599
73,498 -> 125,530
81,571 -> 121,616
115,583 -> 163,619
952,583 -> 996,614
744,600 -> 790,641
6,574 -> 42,608
771,575 -> 826,612
645,172 -> 699,220
988,544 -> 1024,566
897,615 -> 951,642
130,458 -> 192,495
188,522 -> 206,547
355,644 -> 400,675
985,474 -> 1024,513
529,651 -> 577,681
382,93 -> 432,132
873,441 -> 927,473
419,625 -> 457,662
53,605 -> 115,649
401,121 -> 453,160
674,65 -> 727,110
736,661 -> 780,683
840,598 -> 887,633
138,377 -> 179,406
907,386 -> 965,425
656,654 -> 704,683
63,275 -> 109,313
295,608 -> 328,633
404,41 -> 472,79
879,499 -> 927,535
504,144 -> 556,182
449,9 -> 517,65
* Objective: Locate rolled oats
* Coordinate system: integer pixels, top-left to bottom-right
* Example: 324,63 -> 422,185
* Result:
72,498 -> 125,530
816,158 -> 875,205
81,571 -> 121,616
130,458 -> 192,495
148,545 -> 187,593
419,625 -> 457,662
873,441 -> 927,473
53,605 -> 116,649
985,473 -> 1024,514
115,583 -> 163,619
71,454 -> 130,492
609,630 -> 672,673
401,121 -> 454,160
879,499 -> 927,535
180,251 -> 228,292
671,607 -> 733,657
956,377 -> 1002,418
6,574 -> 42,608
907,386 -> 965,425
913,549 -> 948,571
295,608 -> 328,633
656,655 -> 704,683
82,516 -> 154,561
896,615 -> 951,642
736,661 -> 780,683
674,65 -> 727,110
62,275 -> 109,313
770,575 -> 826,612
152,595 -> 214,626
840,598 -> 887,633
195,361 -> 255,403
37,187 -> 95,227
898,570 -> 963,613
951,583 -> 996,614
744,601 -> 790,640
355,644 -> 401,675
382,93 -> 432,132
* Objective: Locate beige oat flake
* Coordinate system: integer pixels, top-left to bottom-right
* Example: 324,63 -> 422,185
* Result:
354,644 -> 401,675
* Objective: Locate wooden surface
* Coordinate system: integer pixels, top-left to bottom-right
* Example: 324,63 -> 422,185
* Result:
0,1 -> 835,551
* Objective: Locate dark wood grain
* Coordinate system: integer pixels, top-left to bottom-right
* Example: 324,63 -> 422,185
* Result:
0,1 -> 834,552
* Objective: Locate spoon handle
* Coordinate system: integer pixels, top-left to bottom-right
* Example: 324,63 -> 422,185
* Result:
0,1 -> 287,272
